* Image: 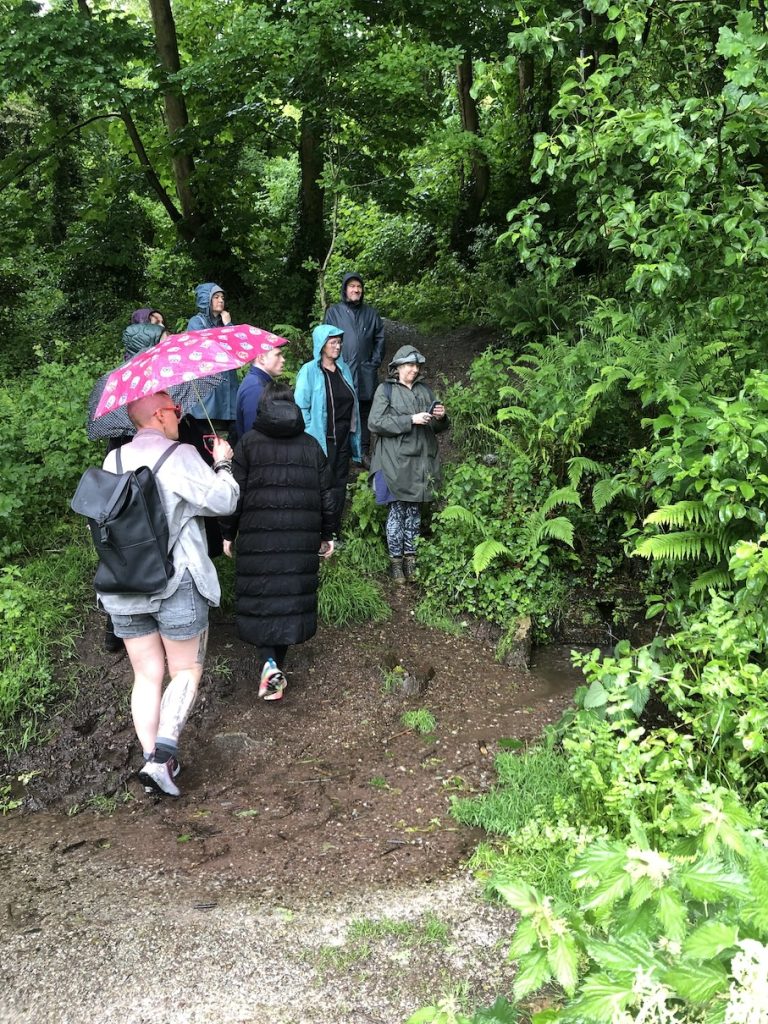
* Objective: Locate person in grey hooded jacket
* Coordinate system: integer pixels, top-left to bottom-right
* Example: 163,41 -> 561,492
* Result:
186,282 -> 239,425
324,272 -> 385,461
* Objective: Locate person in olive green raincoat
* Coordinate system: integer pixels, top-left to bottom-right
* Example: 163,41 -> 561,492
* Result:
367,345 -> 448,582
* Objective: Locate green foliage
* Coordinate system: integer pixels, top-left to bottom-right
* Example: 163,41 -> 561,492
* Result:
317,559 -> 391,627
417,460 -> 573,641
401,708 -> 436,735
496,805 -> 768,1021
0,354 -> 100,559
0,531 -> 93,754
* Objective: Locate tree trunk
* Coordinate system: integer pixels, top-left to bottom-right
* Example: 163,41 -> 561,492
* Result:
146,0 -> 197,226
286,111 -> 326,324
450,51 -> 490,256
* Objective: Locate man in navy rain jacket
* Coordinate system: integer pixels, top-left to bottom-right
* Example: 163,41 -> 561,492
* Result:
324,272 -> 385,463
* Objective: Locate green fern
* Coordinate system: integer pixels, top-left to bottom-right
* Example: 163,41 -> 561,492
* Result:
541,486 -> 582,516
497,405 -> 537,426
437,504 -> 486,533
644,501 -> 708,528
568,457 -> 608,488
534,516 -> 575,548
689,568 -> 732,593
593,478 -> 631,514
472,538 -> 513,575
635,531 -> 724,562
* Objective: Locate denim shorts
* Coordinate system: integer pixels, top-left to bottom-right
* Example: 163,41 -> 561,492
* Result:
110,571 -> 210,641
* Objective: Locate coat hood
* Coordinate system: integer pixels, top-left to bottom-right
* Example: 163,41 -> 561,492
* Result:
254,395 -> 306,439
387,345 -> 426,377
341,272 -> 364,303
131,307 -> 153,324
194,282 -> 224,318
312,323 -> 349,365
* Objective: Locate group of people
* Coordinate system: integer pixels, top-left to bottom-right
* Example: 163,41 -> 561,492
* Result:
99,275 -> 448,797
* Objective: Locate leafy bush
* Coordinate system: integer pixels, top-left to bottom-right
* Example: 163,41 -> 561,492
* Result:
0,354 -> 101,559
0,530 -> 94,753
497,792 -> 768,1022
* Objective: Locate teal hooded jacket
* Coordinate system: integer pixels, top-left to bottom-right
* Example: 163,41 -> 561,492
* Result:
294,324 -> 362,460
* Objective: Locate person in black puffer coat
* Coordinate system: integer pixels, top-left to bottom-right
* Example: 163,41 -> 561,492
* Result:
220,382 -> 336,701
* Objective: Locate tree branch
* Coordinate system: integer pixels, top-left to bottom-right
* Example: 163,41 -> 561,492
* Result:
76,0 -> 182,223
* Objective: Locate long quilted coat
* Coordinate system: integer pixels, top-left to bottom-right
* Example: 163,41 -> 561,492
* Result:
221,395 -> 334,646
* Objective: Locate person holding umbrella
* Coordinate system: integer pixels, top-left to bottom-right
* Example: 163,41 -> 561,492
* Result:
98,390 -> 238,797
87,324 -> 287,793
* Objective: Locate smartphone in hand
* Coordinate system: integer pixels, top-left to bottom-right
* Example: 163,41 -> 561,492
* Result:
428,400 -> 440,414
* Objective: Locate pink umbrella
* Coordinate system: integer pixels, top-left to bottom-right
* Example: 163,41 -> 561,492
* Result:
93,324 -> 289,424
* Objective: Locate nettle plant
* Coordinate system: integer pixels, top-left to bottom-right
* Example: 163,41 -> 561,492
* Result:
496,795 -> 768,1024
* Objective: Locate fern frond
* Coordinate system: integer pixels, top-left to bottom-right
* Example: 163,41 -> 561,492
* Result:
497,405 -> 537,426
472,539 -> 513,575
535,516 -> 575,548
567,457 -> 607,488
593,478 -> 630,513
634,531 -> 724,562
474,423 -> 527,456
540,486 -> 582,516
644,501 -> 707,528
689,568 -> 732,593
437,505 -> 486,533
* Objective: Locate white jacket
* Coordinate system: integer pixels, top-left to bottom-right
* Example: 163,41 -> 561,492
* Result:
97,429 -> 238,614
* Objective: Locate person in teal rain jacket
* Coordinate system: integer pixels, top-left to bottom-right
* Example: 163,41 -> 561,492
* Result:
186,282 -> 239,427
294,323 -> 361,537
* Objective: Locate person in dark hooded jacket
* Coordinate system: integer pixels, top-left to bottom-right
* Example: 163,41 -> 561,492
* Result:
186,282 -> 239,425
220,382 -> 335,701
324,273 -> 385,462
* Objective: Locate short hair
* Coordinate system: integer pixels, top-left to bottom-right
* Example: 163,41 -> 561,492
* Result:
127,390 -> 170,428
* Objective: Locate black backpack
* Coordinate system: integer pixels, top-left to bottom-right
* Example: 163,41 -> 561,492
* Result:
71,444 -> 180,595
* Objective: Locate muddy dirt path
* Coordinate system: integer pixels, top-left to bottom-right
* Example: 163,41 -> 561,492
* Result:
1,324 -> 582,1024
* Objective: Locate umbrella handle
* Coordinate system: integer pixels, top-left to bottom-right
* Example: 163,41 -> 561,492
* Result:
192,381 -> 217,437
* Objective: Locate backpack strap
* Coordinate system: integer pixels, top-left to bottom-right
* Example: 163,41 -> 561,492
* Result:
151,442 -> 180,475
115,441 -> 180,476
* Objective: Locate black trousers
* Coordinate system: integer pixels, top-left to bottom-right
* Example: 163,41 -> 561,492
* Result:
359,398 -> 373,453
258,645 -> 288,669
326,435 -> 351,537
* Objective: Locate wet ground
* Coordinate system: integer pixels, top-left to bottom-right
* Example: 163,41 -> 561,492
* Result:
1,324 -> 587,1023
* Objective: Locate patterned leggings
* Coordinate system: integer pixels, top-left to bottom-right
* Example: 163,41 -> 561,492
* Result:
386,501 -> 421,557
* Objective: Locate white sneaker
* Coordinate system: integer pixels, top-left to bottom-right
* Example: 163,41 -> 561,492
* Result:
139,757 -> 181,797
258,659 -> 287,701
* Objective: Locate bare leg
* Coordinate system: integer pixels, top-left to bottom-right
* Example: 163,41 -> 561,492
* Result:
124,632 -> 166,754
157,629 -> 208,745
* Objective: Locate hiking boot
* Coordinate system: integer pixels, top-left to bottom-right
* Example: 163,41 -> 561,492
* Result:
138,757 -> 181,797
104,617 -> 124,653
403,554 -> 417,580
259,659 -> 287,701
389,557 -> 406,584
